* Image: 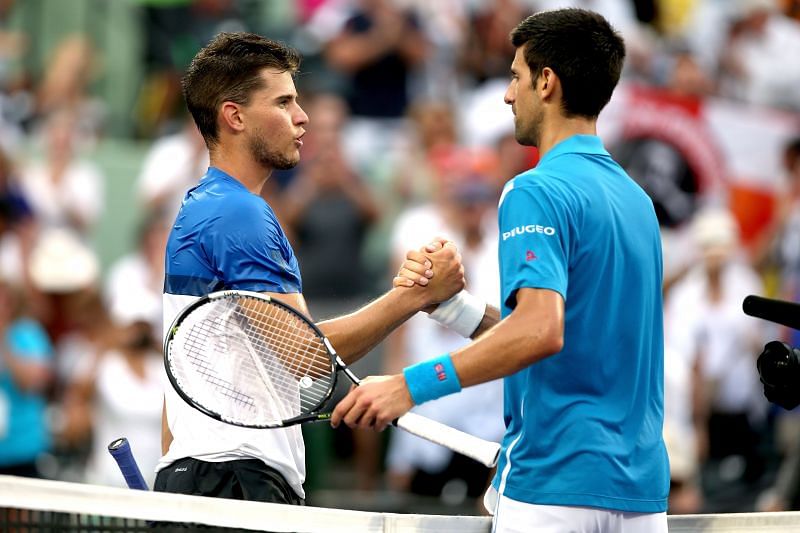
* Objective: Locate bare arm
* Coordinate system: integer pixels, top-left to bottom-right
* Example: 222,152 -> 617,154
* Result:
321,242 -> 465,364
266,243 -> 465,365
451,288 -> 563,386
161,398 -> 173,455
331,287 -> 564,429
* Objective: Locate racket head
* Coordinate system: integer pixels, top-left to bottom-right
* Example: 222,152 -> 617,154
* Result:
164,290 -> 338,428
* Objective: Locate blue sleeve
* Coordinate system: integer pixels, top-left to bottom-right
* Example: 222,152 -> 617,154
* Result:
498,185 -> 570,309
7,320 -> 53,363
208,198 -> 302,294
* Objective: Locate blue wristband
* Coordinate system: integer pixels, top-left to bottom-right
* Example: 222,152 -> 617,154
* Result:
403,353 -> 462,405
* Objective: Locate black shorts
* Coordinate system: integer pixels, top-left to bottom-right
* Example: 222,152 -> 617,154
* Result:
154,457 -> 304,505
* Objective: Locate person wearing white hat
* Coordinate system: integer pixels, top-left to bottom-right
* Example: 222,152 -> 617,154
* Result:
664,207 -> 770,509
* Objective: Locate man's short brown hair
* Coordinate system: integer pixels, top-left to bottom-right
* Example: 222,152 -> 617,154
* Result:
182,32 -> 300,146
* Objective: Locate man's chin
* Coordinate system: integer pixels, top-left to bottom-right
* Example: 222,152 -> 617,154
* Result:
268,154 -> 300,171
514,132 -> 537,147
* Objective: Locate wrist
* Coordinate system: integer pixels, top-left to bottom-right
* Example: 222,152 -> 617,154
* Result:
429,290 -> 485,338
389,284 -> 429,314
403,353 -> 462,405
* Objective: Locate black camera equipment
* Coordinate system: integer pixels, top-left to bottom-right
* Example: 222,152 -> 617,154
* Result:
743,295 -> 800,410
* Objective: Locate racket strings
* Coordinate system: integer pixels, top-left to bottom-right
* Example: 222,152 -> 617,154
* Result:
242,302 -> 332,379
169,296 -> 336,426
232,305 -> 332,404
180,322 -> 256,409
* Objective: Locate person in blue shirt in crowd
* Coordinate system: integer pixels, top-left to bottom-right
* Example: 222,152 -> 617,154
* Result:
156,32 -> 465,505
0,278 -> 53,478
331,9 -> 669,532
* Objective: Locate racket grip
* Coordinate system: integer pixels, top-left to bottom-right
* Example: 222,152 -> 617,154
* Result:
108,437 -> 149,490
395,412 -> 501,468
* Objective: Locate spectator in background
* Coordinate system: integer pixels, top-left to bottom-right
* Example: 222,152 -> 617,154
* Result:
0,146 -> 36,288
665,207 -> 769,511
0,0 -> 30,150
26,227 -> 112,480
70,294 -> 163,488
459,0 -> 532,85
34,34 -> 105,143
755,136 -> 800,344
390,99 -> 461,208
104,212 -> 171,340
281,93 -> 380,303
135,117 -> 208,220
19,110 -> 104,236
0,275 -> 53,479
322,0 -> 429,173
136,0 -> 247,137
384,154 -> 503,505
718,0 -> 800,111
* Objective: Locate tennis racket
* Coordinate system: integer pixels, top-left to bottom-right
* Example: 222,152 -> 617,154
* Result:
108,437 -> 149,490
163,290 -> 501,468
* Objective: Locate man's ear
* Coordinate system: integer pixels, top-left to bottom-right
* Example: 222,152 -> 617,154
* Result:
539,67 -> 558,99
220,101 -> 245,134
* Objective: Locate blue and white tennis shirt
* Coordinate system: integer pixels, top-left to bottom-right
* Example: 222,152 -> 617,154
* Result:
492,135 -> 669,512
158,166 -> 306,498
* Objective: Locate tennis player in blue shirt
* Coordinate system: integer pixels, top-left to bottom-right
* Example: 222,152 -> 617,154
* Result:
332,9 -> 669,532
156,32 -> 466,505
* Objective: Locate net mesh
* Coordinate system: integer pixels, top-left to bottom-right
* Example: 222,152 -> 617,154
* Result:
166,294 -> 335,427
4,476 -> 800,533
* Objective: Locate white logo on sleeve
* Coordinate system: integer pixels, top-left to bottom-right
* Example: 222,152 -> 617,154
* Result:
502,225 -> 556,240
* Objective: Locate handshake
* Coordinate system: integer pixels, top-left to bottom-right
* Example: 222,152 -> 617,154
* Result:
744,295 -> 800,410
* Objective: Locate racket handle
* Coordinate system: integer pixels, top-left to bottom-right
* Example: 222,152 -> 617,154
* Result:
395,412 -> 501,468
108,437 -> 149,490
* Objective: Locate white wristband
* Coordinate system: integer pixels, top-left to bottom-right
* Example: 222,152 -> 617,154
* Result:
429,290 -> 486,338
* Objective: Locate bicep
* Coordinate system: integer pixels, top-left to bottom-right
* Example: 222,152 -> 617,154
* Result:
261,291 -> 311,319
510,287 -> 565,354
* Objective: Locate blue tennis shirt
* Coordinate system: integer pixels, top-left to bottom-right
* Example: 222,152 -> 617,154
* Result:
492,135 -> 669,512
164,167 -> 302,298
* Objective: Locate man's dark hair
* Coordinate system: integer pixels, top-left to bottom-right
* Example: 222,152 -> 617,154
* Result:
510,9 -> 626,118
182,32 -> 301,146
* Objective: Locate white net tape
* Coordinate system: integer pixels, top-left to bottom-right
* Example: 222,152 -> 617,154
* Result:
3,476 -> 800,532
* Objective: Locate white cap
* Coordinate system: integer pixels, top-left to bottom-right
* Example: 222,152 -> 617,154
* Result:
690,207 -> 740,253
29,228 -> 99,293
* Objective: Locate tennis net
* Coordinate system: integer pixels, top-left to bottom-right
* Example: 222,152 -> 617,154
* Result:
0,475 -> 489,532
3,475 -> 800,532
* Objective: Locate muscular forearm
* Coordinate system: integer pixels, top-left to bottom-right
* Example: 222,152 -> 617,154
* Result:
318,287 -> 427,364
452,306 -> 562,387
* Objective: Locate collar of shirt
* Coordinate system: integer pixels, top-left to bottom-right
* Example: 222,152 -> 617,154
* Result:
202,166 -> 249,192
537,134 -> 609,167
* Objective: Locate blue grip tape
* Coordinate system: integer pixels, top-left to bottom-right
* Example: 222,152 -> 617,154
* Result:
108,437 -> 149,490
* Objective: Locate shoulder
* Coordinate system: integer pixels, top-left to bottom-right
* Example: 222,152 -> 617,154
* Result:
499,169 -> 574,208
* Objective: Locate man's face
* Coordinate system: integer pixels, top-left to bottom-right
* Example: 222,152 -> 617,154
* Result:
242,68 -> 308,170
504,48 -> 542,147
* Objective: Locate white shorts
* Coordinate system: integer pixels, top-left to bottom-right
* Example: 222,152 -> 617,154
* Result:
488,492 -> 668,533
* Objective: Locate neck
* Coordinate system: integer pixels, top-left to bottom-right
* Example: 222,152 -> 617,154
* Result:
536,115 -> 597,157
209,146 -> 272,195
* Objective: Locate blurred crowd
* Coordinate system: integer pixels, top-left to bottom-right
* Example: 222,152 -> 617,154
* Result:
1,0 -> 800,517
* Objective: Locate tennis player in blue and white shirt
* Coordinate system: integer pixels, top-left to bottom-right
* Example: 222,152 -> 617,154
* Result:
157,32 -> 467,505
332,9 -> 669,532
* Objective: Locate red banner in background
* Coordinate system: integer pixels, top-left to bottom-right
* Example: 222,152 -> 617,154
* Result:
600,83 -> 800,244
